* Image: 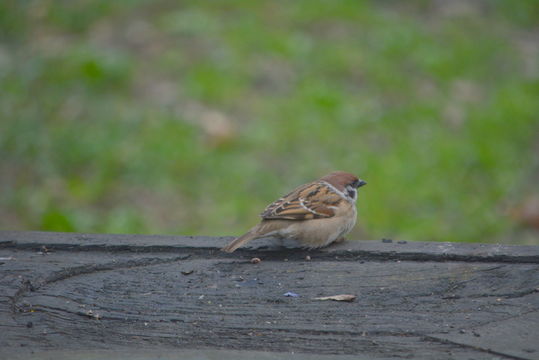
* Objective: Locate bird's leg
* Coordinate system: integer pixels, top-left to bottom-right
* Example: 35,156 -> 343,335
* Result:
333,237 -> 347,244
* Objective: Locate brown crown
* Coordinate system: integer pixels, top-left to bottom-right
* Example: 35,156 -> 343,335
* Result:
320,171 -> 359,192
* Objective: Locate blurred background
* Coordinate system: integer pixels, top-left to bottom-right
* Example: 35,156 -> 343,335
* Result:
1,1 -> 538,244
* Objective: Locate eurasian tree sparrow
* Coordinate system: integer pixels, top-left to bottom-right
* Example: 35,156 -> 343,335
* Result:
221,171 -> 366,252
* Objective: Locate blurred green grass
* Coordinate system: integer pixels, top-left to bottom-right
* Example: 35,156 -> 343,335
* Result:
1,0 -> 538,244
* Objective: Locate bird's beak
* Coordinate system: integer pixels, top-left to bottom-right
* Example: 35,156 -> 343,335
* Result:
357,180 -> 367,188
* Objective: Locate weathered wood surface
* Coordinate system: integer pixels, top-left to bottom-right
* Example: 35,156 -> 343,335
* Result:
1,231 -> 538,360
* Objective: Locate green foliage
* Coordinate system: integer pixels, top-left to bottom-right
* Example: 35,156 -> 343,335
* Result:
1,0 -> 538,243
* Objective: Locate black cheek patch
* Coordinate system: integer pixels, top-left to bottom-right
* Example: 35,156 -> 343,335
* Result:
347,189 -> 355,198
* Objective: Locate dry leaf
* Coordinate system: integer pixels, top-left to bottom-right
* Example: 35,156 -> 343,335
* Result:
313,294 -> 356,302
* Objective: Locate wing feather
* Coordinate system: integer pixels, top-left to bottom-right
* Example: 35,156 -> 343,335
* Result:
260,181 -> 341,220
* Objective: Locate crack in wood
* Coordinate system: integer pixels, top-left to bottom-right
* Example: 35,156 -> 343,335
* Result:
11,255 -> 190,313
423,335 -> 530,360
469,288 -> 539,299
2,241 -> 539,264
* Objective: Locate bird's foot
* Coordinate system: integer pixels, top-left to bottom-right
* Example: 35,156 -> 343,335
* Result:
333,237 -> 347,244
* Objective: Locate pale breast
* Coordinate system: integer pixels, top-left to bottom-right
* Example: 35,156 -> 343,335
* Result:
283,202 -> 357,248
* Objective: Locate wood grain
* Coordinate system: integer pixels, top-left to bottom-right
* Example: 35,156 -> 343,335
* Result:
1,231 -> 538,359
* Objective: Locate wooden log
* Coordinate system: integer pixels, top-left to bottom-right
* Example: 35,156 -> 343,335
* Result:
1,231 -> 538,359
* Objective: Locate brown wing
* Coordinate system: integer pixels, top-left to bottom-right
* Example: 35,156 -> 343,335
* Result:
260,181 -> 341,220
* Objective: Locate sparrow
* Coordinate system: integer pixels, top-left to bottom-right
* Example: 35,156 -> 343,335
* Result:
221,171 -> 366,252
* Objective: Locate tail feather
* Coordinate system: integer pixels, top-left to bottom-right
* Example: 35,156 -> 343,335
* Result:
221,225 -> 262,253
